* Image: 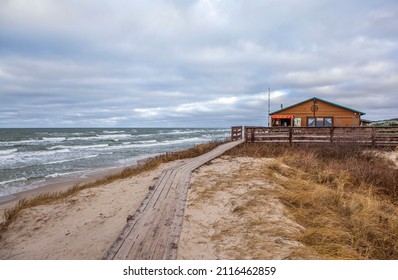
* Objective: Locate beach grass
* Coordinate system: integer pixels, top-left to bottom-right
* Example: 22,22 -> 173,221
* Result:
0,140 -> 225,234
226,143 -> 398,259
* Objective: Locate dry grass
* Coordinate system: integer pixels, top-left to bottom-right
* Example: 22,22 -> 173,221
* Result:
0,140 -> 225,234
226,143 -> 398,259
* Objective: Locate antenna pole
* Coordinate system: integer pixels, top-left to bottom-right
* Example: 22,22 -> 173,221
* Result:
267,88 -> 271,127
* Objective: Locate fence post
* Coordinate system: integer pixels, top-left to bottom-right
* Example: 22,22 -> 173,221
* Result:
289,127 -> 293,146
251,127 -> 255,143
371,127 -> 376,146
330,127 -> 334,143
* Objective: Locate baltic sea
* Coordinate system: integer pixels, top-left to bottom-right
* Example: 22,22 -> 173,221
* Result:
0,128 -> 229,196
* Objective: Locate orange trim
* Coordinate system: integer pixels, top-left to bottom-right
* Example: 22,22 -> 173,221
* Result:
271,115 -> 294,119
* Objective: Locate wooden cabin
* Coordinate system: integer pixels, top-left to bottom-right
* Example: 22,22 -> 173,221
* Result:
269,97 -> 365,127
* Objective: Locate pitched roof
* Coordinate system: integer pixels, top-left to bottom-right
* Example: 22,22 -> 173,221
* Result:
269,96 -> 366,116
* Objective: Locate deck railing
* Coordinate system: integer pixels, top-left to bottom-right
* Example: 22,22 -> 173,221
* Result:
231,126 -> 243,141
238,126 -> 398,146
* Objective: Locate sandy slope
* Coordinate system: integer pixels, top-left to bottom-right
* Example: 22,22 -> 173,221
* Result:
177,156 -> 304,260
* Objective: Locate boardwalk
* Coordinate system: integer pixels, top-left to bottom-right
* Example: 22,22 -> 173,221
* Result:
104,140 -> 243,260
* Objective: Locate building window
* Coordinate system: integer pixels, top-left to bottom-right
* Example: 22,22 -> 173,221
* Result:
294,118 -> 302,127
307,117 -> 333,127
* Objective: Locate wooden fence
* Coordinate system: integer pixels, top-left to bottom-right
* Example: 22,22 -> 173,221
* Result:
231,126 -> 243,141
231,126 -> 398,146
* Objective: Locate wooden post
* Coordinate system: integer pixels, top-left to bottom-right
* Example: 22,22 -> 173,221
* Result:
330,127 -> 334,143
289,127 -> 293,146
371,127 -> 376,147
251,127 -> 255,143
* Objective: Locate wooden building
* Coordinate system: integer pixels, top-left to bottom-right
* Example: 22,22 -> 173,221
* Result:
269,97 -> 365,127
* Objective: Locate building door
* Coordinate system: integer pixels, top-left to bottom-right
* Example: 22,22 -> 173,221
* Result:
271,115 -> 294,127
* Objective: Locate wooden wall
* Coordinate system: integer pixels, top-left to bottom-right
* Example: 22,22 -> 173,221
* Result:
273,99 -> 361,127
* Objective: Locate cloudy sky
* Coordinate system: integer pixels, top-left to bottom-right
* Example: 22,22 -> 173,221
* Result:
0,0 -> 397,127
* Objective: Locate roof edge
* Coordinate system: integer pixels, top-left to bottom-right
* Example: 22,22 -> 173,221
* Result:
269,97 -> 366,116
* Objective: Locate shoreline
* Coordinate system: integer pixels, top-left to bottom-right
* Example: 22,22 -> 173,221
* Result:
0,157 -> 185,259
0,156 -> 154,213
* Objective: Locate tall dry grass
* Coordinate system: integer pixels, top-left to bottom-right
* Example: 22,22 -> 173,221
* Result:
226,143 -> 398,259
0,140 -> 225,234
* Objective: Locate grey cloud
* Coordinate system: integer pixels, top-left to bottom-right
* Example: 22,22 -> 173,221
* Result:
0,0 -> 397,127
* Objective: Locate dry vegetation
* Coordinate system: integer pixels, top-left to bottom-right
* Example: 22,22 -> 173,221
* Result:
0,140 -> 224,234
226,143 -> 398,259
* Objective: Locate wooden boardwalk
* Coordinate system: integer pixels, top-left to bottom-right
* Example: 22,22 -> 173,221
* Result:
104,140 -> 243,260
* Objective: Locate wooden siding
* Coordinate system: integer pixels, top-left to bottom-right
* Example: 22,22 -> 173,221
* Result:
271,99 -> 362,127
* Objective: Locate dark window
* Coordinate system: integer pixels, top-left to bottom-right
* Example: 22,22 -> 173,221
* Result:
324,117 -> 333,127
307,117 -> 334,127
308,117 -> 316,127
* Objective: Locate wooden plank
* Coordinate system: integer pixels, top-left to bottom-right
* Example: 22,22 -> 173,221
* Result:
104,140 -> 243,260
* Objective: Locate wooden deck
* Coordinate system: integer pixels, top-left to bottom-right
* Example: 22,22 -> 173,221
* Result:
104,140 -> 243,260
234,126 -> 398,146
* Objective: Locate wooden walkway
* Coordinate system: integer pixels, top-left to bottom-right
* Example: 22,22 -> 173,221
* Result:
104,140 -> 243,260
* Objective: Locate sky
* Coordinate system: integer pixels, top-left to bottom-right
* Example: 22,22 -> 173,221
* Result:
0,0 -> 397,128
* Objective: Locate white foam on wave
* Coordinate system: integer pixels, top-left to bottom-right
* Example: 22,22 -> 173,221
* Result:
47,144 -> 109,150
0,177 -> 28,186
0,139 -> 41,146
45,170 -> 85,179
44,154 -> 99,165
65,133 -> 131,141
42,137 -> 66,142
0,148 -> 17,155
102,130 -> 127,134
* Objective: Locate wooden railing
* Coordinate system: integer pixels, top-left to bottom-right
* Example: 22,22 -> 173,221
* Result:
231,126 -> 243,141
242,126 -> 398,146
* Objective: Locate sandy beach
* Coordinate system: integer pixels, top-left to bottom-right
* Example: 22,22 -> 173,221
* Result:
0,153 -> 303,260
0,160 -> 184,259
2,147 -> 396,260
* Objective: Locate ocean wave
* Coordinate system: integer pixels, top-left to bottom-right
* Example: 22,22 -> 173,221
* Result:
0,177 -> 28,186
135,140 -> 157,144
65,134 -> 132,141
44,154 -> 99,165
47,144 -> 109,150
42,137 -> 66,142
0,148 -> 18,155
45,170 -> 84,179
102,130 -> 127,134
0,148 -> 72,168
0,128 -> 229,196
0,139 -> 42,147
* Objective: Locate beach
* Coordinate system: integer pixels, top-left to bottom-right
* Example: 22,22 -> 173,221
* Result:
0,151 -> 303,260
0,159 -> 186,259
1,144 -> 397,260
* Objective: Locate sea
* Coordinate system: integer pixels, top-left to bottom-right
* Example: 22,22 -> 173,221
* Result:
0,128 -> 230,197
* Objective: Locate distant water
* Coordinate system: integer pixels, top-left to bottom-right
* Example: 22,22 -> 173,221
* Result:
0,128 -> 229,196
